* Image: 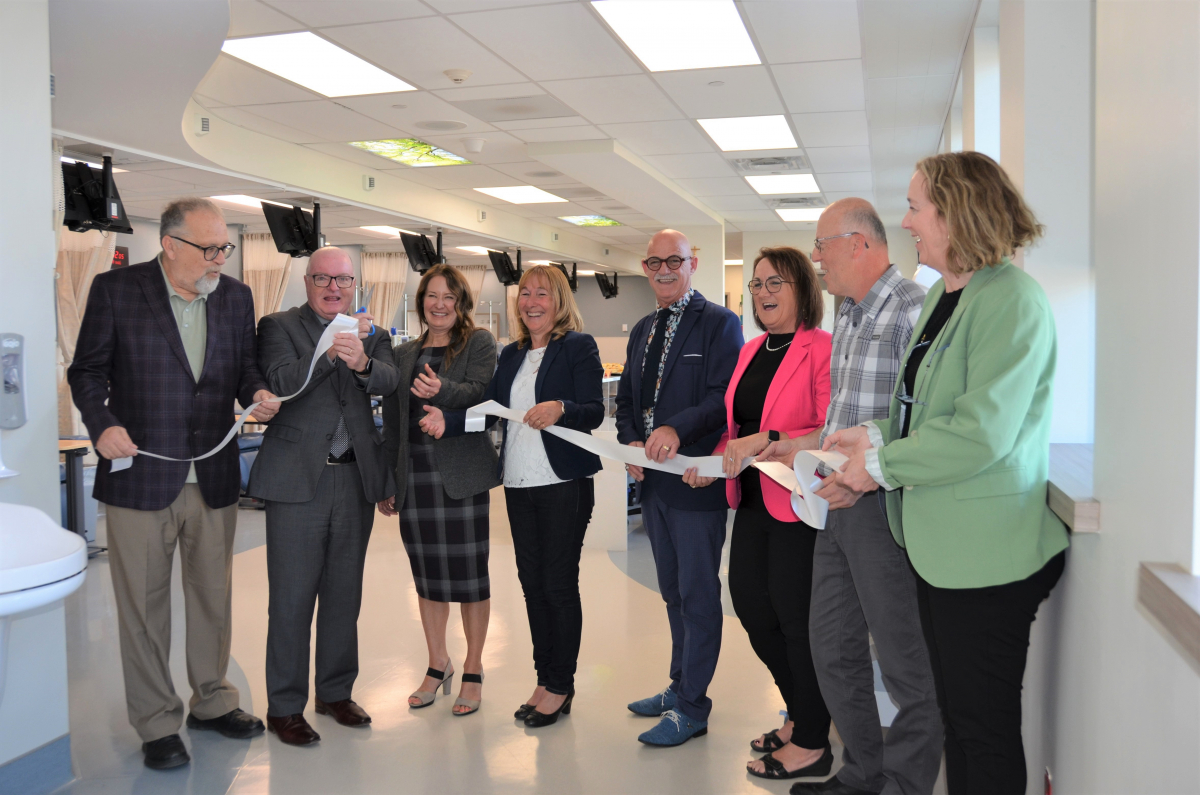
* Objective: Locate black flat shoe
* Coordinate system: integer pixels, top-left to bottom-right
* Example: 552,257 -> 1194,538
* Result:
748,745 -> 833,780
514,704 -> 535,720
186,708 -> 265,739
142,734 -> 190,770
523,691 -> 573,728
751,727 -> 786,753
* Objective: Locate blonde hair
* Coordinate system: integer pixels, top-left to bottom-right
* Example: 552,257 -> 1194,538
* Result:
513,266 -> 583,348
915,151 -> 1044,275
414,264 -> 477,365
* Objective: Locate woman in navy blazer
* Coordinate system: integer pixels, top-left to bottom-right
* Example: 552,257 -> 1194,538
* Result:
423,265 -> 604,728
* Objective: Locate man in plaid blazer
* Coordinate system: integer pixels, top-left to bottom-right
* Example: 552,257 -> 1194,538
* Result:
69,198 -> 279,771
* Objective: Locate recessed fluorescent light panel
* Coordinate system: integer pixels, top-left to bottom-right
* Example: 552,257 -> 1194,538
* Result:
221,32 -> 415,97
474,186 -> 567,204
576,269 -> 597,276
558,215 -> 621,227
698,116 -> 797,152
210,195 -> 291,210
745,174 -> 820,195
776,207 -> 825,222
61,156 -> 127,173
360,225 -> 417,237
457,246 -> 494,255
350,139 -> 471,168
592,0 -> 760,71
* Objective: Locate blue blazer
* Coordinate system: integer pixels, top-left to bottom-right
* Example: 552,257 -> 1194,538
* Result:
445,330 -> 606,481
615,291 -> 744,511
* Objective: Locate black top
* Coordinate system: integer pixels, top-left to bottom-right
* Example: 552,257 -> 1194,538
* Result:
732,333 -> 794,509
901,289 -> 962,438
409,345 -> 446,443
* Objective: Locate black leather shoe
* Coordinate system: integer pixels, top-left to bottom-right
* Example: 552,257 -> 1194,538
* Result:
267,714 -> 321,746
315,698 -> 371,727
186,708 -> 265,739
142,734 -> 190,770
514,704 -> 535,720
790,776 -> 878,795
523,691 -> 573,728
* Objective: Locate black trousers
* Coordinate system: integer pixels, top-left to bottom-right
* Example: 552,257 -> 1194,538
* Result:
914,551 -> 1066,795
504,478 -> 595,695
728,505 -> 831,750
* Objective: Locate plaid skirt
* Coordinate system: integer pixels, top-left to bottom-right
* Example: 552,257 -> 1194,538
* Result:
399,441 -> 491,602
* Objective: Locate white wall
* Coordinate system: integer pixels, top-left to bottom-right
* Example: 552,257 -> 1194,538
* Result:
0,0 -> 72,770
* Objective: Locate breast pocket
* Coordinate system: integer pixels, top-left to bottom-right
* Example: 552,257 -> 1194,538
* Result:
679,353 -> 704,366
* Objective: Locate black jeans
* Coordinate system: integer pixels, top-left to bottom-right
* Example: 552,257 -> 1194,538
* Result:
504,478 -> 595,695
914,551 -> 1066,795
728,505 -> 831,750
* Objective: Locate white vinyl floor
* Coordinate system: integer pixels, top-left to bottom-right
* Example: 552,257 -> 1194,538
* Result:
55,488 -> 947,795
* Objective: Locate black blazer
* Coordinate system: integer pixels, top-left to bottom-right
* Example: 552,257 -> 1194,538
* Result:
445,331 -> 605,482
614,291 -> 743,511
68,260 -> 268,511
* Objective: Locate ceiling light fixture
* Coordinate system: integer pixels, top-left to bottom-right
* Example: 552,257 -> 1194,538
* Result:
210,194 -> 292,210
350,139 -> 471,167
61,156 -> 127,173
558,215 -> 621,227
592,0 -> 760,71
698,116 -> 797,152
360,225 -> 418,237
775,207 -> 825,223
745,174 -> 820,195
221,32 -> 415,97
474,186 -> 567,204
457,246 -> 494,255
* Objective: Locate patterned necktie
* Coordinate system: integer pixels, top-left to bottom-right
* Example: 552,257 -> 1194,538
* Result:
641,308 -> 671,410
329,415 -> 350,458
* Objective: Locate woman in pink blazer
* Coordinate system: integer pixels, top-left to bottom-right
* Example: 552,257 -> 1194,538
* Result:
684,246 -> 832,781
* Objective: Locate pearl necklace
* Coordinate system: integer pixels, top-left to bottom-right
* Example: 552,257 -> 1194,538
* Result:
764,335 -> 793,352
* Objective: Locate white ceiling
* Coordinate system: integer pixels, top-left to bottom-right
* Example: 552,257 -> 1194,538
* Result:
191,0 -> 977,246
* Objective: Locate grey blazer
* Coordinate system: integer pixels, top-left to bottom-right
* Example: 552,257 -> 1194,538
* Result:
247,303 -> 400,504
383,328 -> 500,501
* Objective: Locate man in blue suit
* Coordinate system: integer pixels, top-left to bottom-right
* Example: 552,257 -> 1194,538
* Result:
616,229 -> 743,746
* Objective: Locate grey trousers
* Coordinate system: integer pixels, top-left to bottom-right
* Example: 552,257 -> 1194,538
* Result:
810,493 -> 943,795
265,463 -> 374,717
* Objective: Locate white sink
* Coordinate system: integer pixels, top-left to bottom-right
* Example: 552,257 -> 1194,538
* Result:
0,502 -> 87,706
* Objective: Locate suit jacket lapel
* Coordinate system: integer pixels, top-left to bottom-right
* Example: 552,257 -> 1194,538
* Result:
534,337 -> 561,400
298,303 -> 326,349
762,329 -> 813,419
658,292 -> 705,388
139,268 -> 195,382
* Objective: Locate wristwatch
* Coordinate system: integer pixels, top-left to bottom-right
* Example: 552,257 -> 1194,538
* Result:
767,430 -> 780,442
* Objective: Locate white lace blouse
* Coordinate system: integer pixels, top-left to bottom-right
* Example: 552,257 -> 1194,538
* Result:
503,347 -> 567,489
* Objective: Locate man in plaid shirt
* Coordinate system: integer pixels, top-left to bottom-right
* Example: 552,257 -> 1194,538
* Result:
768,199 -> 943,795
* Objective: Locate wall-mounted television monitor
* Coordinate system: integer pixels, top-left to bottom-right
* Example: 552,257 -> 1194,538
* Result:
400,232 -> 439,273
488,250 -> 521,286
595,272 -> 618,299
61,156 -> 133,235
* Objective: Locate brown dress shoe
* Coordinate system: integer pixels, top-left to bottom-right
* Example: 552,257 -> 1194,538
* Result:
315,698 -> 372,727
266,714 -> 320,746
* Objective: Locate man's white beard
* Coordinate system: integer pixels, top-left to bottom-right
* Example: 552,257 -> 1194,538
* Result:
194,272 -> 220,295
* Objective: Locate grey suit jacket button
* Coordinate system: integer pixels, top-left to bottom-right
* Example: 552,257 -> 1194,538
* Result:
341,400 -> 347,406
326,433 -> 333,440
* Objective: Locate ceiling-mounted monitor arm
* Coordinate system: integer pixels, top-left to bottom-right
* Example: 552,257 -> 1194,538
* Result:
516,249 -> 522,277
312,200 -> 323,249
436,229 -> 444,264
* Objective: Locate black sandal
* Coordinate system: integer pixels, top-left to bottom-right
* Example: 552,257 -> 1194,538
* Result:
746,745 -> 833,780
750,728 -> 785,753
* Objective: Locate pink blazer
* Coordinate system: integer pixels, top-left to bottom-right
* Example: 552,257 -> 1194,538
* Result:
715,327 -> 832,522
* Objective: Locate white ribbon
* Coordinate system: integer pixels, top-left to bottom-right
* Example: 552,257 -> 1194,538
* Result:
110,313 -> 360,472
464,400 -> 849,528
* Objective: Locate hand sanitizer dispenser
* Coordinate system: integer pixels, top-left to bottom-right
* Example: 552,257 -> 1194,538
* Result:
1,334 -> 26,430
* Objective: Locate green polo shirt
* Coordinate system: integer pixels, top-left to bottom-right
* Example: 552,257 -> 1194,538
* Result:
159,255 -> 207,483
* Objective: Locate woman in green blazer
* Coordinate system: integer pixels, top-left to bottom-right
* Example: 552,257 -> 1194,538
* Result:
823,152 -> 1069,795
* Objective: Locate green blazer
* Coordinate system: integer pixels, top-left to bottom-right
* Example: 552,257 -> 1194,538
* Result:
872,259 -> 1069,589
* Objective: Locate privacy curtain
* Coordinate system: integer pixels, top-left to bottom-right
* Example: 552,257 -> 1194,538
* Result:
56,228 -> 115,435
243,232 -> 292,325
505,284 -> 520,344
360,250 -> 408,333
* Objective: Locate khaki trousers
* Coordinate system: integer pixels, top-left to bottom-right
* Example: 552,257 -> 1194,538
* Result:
105,484 -> 240,742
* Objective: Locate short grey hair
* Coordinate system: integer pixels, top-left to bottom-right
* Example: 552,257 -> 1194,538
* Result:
160,197 -> 223,240
840,201 -> 887,246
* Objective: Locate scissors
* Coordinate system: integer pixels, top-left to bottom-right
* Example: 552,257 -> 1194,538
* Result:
357,283 -> 376,336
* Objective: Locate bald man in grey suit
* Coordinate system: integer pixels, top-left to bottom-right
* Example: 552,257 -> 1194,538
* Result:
247,247 -> 399,745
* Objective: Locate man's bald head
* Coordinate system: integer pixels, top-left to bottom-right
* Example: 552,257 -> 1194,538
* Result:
814,198 -> 891,304
307,246 -> 353,275
822,198 -> 888,247
644,229 -> 697,308
646,229 -> 691,260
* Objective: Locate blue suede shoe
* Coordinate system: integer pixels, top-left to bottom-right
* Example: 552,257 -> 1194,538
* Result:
637,710 -> 708,747
627,686 -> 676,717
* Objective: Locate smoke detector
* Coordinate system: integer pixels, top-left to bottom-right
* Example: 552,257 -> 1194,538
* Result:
463,138 -> 485,154
444,69 -> 473,85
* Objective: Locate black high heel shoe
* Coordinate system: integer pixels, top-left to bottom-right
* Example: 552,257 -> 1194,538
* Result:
514,704 -> 535,720
523,691 -> 573,728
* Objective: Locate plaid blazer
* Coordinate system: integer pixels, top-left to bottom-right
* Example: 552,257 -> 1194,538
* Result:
68,260 -> 268,511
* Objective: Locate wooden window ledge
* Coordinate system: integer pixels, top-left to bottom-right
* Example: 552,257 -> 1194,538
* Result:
1138,563 -> 1200,670
1049,443 -> 1099,533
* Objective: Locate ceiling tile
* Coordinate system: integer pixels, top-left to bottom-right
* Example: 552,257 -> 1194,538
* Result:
542,75 -> 683,124
400,163 -> 523,190
873,166 -> 914,192
239,100 -> 406,141
260,0 -> 433,27
302,141 -> 407,170
508,125 -> 608,143
869,125 -> 942,171
228,0 -> 306,36
701,195 -> 769,212
653,66 -> 785,118
644,153 -> 736,179
673,176 -> 755,196
424,0 -> 569,11
198,55 -> 321,106
451,4 -> 640,81
866,75 -> 955,128
816,172 -> 874,192
490,162 -> 580,184
773,60 -> 865,113
113,171 -> 194,192
744,0 -> 861,64
792,111 -> 869,148
321,16 -> 527,91
806,145 -> 872,172
597,121 -> 713,156
209,105 -> 329,144
861,0 -> 975,79
420,131 -> 529,164
334,91 -> 495,135
494,116 -> 592,131
431,83 -> 544,102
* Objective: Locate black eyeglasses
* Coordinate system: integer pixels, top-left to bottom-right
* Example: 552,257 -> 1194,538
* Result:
643,255 -> 692,271
170,236 -> 236,261
307,274 -> 355,288
748,277 -> 794,295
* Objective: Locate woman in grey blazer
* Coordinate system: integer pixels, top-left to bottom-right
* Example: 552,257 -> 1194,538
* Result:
379,264 -> 499,716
